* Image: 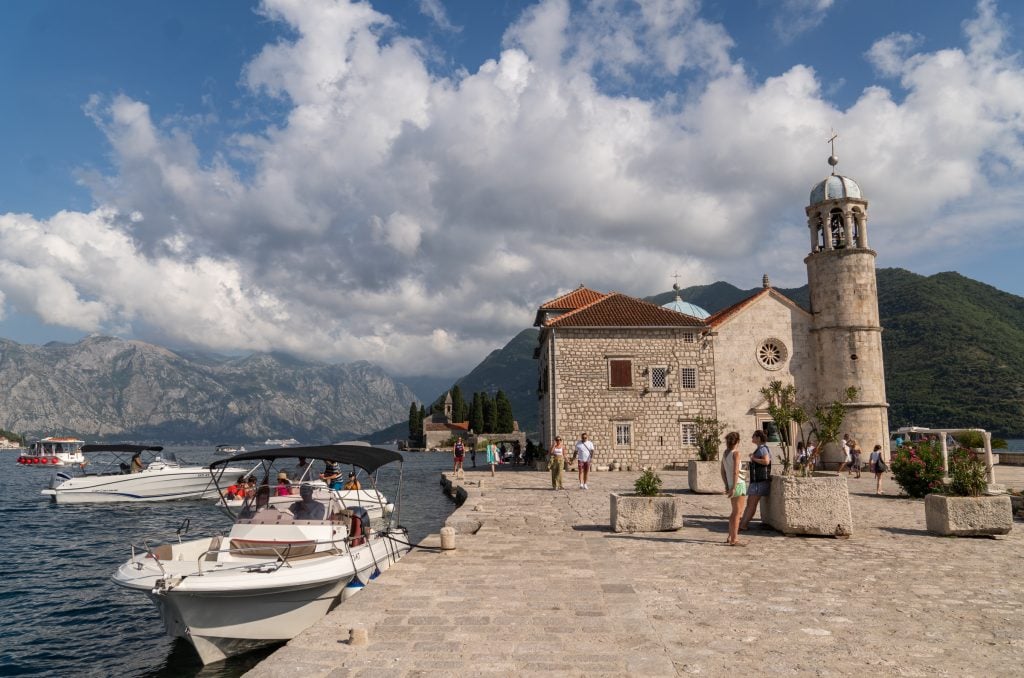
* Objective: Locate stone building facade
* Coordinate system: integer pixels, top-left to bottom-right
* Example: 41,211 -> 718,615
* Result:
534,157 -> 889,469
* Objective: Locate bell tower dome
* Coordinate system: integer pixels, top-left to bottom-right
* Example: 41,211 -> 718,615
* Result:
805,135 -> 890,459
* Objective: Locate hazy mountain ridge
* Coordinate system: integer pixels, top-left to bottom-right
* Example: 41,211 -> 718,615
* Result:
0,336 -> 416,442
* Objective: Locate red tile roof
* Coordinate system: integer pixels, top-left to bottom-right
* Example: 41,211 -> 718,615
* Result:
539,286 -> 608,310
546,293 -> 705,328
424,421 -> 470,432
706,288 -> 810,328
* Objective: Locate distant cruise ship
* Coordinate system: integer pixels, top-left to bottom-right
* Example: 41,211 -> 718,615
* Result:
263,438 -> 300,447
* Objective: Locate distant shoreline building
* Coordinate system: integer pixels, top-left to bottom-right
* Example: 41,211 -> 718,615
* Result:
534,154 -> 889,468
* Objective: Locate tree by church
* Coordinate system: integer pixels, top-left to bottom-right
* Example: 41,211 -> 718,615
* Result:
495,390 -> 514,433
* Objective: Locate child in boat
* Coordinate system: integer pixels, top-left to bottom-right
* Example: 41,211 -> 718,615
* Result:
275,471 -> 293,496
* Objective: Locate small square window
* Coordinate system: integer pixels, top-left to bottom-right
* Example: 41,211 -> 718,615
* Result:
615,423 -> 632,446
681,422 -> 697,446
683,332 -> 695,344
650,366 -> 667,389
609,359 -> 633,388
680,367 -> 697,389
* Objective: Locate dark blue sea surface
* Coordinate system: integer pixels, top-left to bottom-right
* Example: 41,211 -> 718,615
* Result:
0,447 -> 454,677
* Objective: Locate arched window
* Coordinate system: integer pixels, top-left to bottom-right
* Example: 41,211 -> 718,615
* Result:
830,208 -> 845,248
850,208 -> 862,246
815,215 -> 826,250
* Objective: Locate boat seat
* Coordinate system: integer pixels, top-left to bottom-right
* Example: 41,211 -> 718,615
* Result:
229,538 -> 317,558
250,508 -> 294,525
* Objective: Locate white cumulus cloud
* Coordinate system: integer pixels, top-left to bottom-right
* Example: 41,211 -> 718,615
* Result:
1,0 -> 1022,377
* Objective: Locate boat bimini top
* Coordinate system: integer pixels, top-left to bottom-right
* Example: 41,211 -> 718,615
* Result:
211,444 -> 402,474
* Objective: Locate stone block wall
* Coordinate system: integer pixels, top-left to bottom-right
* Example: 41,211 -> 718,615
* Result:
712,293 -> 815,447
544,327 -> 715,469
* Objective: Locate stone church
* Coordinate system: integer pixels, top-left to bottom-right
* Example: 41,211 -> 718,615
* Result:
534,155 -> 889,468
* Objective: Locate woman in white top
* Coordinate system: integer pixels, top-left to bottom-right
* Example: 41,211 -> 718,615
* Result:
549,436 -> 565,489
720,431 -> 747,546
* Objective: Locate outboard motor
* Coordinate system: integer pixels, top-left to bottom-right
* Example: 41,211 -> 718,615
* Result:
51,471 -> 72,489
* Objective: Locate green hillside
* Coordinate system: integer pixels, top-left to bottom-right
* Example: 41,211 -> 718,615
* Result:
406,269 -> 1024,440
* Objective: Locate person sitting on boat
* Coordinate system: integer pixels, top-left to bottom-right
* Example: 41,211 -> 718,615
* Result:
342,472 -> 361,490
290,483 -> 326,520
130,452 -> 144,474
275,471 -> 293,497
225,474 -> 248,500
321,461 -> 343,490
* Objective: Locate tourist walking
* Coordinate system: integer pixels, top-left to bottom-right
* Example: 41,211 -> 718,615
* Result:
485,441 -> 498,477
574,432 -> 594,489
453,438 -> 465,474
470,445 -> 477,468
721,431 -> 747,546
838,433 -> 852,474
739,430 -> 772,530
849,438 -> 862,478
869,444 -> 886,494
806,440 -> 818,470
549,436 -> 565,489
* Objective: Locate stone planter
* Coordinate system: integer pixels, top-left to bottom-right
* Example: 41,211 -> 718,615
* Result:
534,459 -> 549,472
763,475 -> 853,537
687,460 -> 722,494
610,493 -> 685,533
924,494 -> 1013,536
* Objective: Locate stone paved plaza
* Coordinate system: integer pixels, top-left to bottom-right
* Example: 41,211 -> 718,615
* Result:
247,464 -> 1024,677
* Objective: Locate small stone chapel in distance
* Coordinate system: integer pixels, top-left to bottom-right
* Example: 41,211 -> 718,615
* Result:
533,153 -> 890,469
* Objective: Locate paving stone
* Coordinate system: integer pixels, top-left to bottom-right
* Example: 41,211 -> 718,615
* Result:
245,466 -> 1024,677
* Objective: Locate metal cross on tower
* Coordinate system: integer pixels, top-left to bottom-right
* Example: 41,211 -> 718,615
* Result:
827,129 -> 839,173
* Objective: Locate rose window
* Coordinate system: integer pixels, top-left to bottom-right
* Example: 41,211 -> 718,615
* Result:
757,339 -> 787,371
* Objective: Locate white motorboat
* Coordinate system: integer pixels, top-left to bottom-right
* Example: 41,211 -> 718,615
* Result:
17,436 -> 85,467
41,445 -> 250,504
214,444 -> 246,454
111,444 -> 411,664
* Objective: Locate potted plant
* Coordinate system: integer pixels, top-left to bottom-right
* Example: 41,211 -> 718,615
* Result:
924,447 -> 1012,536
687,416 -> 728,494
610,469 -> 685,533
760,383 -> 855,537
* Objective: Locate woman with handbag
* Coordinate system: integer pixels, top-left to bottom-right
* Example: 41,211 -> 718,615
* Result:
739,430 -> 772,531
869,444 -> 887,494
720,431 -> 747,546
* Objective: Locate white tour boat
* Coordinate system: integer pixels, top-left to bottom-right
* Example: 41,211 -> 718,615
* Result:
214,444 -> 246,454
42,444 -> 249,504
17,436 -> 85,467
111,444 -> 411,664
263,437 -> 300,446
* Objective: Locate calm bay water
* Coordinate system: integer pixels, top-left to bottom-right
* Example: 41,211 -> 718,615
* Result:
0,447 -> 455,677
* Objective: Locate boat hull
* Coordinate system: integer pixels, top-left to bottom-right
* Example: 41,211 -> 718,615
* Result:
149,578 -> 349,664
47,467 -> 249,503
113,528 -> 409,664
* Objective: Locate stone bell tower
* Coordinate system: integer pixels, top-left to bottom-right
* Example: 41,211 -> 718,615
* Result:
805,136 -> 890,460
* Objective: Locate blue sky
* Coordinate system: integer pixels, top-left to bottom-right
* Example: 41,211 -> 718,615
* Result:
1,0 -> 1023,375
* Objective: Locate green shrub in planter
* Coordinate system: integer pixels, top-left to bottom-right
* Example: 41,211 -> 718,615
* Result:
948,447 -> 988,497
634,469 -> 663,496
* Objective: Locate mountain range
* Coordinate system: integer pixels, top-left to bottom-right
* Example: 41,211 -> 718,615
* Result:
0,336 -> 415,443
2,267 -> 1021,444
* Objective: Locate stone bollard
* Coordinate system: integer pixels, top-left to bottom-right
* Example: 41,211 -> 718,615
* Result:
440,526 -> 456,550
349,625 -> 368,646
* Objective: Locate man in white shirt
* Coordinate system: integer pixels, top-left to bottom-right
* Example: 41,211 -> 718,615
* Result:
574,432 -> 595,489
